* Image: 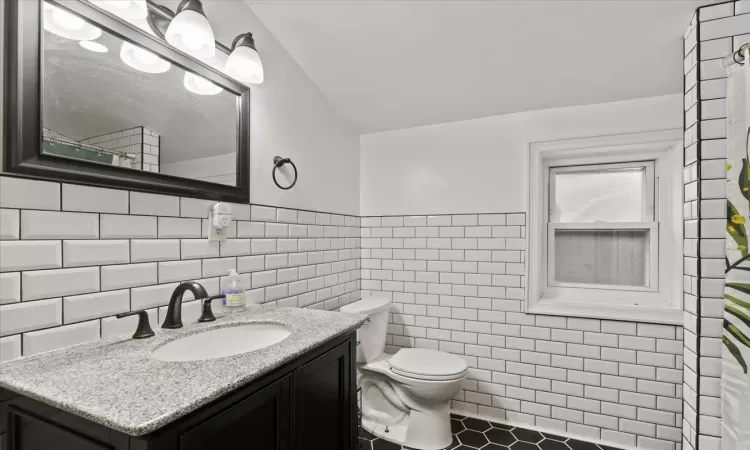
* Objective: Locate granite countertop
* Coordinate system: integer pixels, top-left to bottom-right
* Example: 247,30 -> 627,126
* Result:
0,305 -> 367,436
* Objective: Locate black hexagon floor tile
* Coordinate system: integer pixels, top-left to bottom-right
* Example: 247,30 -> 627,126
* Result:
511,441 -> 541,450
512,428 -> 545,444
373,438 -> 402,450
451,419 -> 466,434
463,417 -> 493,432
360,428 -> 378,441
486,428 -> 517,446
542,432 -> 568,442
457,429 -> 490,447
539,438 -> 572,450
567,439 -> 600,450
359,418 -> 625,450
485,445 -> 512,450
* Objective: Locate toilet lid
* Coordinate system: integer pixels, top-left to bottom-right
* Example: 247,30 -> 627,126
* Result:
389,349 -> 468,380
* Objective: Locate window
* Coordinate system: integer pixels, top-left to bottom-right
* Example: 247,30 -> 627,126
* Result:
527,131 -> 683,324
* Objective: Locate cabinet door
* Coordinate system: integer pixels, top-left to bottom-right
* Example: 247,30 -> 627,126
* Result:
292,339 -> 355,450
181,375 -> 291,450
6,407 -> 115,450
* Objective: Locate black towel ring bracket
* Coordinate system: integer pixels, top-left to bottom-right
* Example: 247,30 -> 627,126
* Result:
272,156 -> 298,190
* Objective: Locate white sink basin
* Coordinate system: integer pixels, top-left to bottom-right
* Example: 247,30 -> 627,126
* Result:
151,323 -> 291,362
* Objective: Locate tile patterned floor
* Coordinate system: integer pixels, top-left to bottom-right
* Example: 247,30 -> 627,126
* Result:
358,414 -> 623,450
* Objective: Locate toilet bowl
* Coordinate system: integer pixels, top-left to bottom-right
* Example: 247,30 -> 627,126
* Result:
341,297 -> 468,450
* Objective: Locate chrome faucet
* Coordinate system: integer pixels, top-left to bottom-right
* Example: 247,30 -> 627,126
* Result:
162,282 -> 209,329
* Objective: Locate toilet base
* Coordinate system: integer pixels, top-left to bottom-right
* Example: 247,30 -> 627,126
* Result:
362,402 -> 453,450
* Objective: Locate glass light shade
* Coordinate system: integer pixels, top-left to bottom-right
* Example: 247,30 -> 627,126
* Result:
120,42 -> 171,73
43,3 -> 102,41
79,40 -> 108,53
183,72 -> 222,96
91,0 -> 147,20
224,45 -> 264,84
165,10 -> 216,59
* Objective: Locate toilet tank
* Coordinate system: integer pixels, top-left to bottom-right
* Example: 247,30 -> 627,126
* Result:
340,296 -> 392,363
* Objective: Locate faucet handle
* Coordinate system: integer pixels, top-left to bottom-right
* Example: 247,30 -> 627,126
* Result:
198,295 -> 225,323
116,310 -> 155,339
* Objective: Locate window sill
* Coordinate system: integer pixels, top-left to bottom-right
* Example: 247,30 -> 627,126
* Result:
527,301 -> 683,325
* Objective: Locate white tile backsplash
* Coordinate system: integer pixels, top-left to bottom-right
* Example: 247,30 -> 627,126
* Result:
62,240 -> 130,267
131,239 -> 180,262
0,176 -> 360,361
100,215 -> 158,239
22,267 -> 100,301
130,192 -> 180,216
0,177 -> 60,210
0,209 -> 20,239
21,210 -> 99,239
23,320 -> 100,356
0,240 -> 62,272
0,272 -> 21,305
0,298 -> 62,336
63,289 -> 130,323
62,184 -> 129,214
101,263 -> 157,290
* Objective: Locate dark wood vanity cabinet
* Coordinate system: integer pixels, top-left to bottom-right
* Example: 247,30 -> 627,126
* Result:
0,333 -> 356,450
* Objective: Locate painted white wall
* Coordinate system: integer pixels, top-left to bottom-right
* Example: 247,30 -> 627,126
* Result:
203,2 -> 360,215
360,94 -> 683,216
1,2 -> 361,215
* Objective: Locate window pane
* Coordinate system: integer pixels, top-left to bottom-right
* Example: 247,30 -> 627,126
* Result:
553,229 -> 649,287
551,166 -> 648,222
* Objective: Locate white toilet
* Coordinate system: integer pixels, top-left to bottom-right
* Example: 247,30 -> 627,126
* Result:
341,296 -> 468,450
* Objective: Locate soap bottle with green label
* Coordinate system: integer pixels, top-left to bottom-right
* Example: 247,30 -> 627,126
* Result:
222,269 -> 246,313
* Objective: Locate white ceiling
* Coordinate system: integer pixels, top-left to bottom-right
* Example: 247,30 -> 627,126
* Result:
248,0 -> 712,134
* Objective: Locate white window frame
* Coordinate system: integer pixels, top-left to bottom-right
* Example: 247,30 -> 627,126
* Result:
527,130 -> 683,325
547,160 -> 658,293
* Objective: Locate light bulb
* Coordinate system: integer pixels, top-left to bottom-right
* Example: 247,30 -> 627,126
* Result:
120,42 -> 171,73
225,44 -> 264,84
79,40 -> 108,53
53,8 -> 84,30
182,31 -> 205,50
165,3 -> 215,59
183,72 -> 221,95
133,47 -> 158,65
44,4 -> 101,40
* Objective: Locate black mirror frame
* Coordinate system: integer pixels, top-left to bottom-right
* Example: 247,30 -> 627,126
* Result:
3,0 -> 250,203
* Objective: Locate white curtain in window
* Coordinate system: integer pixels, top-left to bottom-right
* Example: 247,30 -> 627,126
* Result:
722,46 -> 750,450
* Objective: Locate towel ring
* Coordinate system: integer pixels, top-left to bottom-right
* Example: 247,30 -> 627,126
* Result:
272,156 -> 298,190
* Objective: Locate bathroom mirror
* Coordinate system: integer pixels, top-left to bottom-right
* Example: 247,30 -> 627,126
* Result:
4,0 -> 250,202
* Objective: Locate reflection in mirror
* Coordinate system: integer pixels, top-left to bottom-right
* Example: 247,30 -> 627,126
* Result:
42,2 -> 239,186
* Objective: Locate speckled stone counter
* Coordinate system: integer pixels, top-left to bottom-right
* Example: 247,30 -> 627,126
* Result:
0,305 -> 367,436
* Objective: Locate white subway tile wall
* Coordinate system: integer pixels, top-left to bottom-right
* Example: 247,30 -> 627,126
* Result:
79,126 -> 160,172
360,214 -> 683,450
0,176 -> 361,360
682,2 -> 746,450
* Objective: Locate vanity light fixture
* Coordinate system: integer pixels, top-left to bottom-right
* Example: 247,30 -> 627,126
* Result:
120,41 -> 171,73
165,0 -> 216,59
79,40 -> 108,53
91,0 -> 147,20
184,72 -> 222,95
43,2 -> 102,41
224,33 -> 264,84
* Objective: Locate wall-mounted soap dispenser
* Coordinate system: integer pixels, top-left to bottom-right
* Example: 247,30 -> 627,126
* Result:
207,202 -> 232,242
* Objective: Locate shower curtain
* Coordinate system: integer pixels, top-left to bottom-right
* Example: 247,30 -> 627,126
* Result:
723,47 -> 750,450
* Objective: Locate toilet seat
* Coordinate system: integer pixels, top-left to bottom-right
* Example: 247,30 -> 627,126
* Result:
388,348 -> 468,381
